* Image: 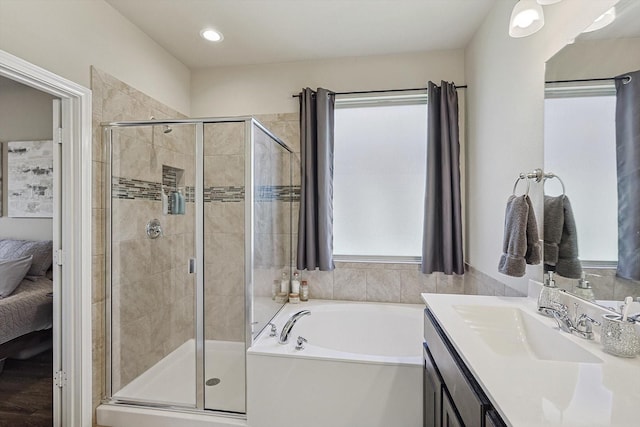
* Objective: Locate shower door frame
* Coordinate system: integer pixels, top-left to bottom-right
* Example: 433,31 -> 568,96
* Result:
103,117 -> 289,415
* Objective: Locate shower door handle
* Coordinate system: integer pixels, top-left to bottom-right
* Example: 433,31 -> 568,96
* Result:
188,258 -> 196,274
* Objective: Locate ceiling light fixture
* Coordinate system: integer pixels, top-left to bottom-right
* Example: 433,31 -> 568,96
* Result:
200,28 -> 223,42
582,7 -> 616,33
509,0 -> 545,38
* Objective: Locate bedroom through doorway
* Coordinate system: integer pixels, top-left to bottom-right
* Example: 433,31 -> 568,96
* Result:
0,75 -> 61,427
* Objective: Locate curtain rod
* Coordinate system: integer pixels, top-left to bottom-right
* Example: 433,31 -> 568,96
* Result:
546,76 -> 631,85
291,85 -> 467,98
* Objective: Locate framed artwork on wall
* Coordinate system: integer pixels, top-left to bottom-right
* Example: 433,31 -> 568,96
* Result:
7,140 -> 53,218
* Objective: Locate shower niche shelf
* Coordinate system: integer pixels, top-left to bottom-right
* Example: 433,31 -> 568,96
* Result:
162,164 -> 186,215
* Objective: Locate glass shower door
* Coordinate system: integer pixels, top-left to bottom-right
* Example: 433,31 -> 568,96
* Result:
106,123 -> 198,408
202,121 -> 248,413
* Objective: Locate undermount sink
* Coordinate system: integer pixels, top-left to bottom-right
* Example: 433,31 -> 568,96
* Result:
453,305 -> 602,364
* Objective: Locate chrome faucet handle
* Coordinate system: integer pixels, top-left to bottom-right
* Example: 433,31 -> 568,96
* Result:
268,323 -> 277,337
576,313 -> 600,326
538,303 -> 567,318
551,301 -> 568,313
575,313 -> 601,340
551,310 -> 574,334
539,306 -> 574,333
538,306 -> 558,317
295,336 -> 307,351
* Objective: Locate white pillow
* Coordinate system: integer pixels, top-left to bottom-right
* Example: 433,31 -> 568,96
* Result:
0,255 -> 33,298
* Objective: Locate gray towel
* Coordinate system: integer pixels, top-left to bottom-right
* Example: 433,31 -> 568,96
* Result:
499,195 -> 539,277
544,195 -> 582,278
525,196 -> 541,265
543,195 -> 563,266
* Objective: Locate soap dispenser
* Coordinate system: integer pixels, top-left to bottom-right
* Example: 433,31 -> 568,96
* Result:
538,271 -> 559,313
574,272 -> 595,302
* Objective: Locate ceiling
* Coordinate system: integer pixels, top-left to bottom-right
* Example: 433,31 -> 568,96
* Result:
105,0 -> 497,69
577,0 -> 640,42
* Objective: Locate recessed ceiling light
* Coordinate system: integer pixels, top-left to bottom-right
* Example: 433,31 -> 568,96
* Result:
200,28 -> 223,42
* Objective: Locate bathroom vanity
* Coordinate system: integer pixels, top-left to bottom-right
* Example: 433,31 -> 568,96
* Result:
422,293 -> 640,427
423,306 -> 505,427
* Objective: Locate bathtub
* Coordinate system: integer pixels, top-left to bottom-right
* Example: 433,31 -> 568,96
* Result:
247,300 -> 424,427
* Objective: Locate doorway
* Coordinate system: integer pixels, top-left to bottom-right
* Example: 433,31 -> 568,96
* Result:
0,49 -> 92,426
0,75 -> 57,426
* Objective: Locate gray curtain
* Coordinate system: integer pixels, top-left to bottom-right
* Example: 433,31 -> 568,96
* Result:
615,70 -> 640,281
421,81 -> 464,275
296,87 -> 335,271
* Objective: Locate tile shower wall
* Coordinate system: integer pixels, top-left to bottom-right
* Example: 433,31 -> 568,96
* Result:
109,121 -> 196,392
91,68 -> 191,412
203,122 -> 246,342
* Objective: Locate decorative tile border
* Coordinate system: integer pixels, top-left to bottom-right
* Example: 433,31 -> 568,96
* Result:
257,185 -> 298,201
206,186 -> 244,203
112,176 -> 299,203
111,177 -> 160,201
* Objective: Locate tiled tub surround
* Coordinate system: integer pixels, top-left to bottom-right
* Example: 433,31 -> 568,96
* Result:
253,262 -> 523,305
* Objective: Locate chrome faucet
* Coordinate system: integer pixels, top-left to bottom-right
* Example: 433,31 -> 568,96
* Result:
574,313 -> 601,340
539,303 -> 601,340
279,310 -> 311,344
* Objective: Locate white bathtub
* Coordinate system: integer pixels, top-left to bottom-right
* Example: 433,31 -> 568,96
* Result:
247,300 -> 424,427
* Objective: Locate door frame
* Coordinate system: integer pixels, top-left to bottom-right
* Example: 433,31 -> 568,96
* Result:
0,49 -> 92,426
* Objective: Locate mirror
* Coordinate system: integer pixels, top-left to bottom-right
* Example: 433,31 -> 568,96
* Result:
544,0 -> 640,306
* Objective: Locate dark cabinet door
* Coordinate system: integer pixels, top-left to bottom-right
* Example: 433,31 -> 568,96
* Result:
486,410 -> 507,427
423,344 -> 442,427
442,390 -> 464,427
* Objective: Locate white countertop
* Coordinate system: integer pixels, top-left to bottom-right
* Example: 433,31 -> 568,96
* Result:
421,293 -> 640,427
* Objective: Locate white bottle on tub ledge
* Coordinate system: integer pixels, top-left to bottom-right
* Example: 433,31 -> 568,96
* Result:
291,271 -> 300,294
280,271 -> 289,294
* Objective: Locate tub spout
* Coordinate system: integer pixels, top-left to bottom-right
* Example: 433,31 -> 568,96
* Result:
279,310 -> 311,344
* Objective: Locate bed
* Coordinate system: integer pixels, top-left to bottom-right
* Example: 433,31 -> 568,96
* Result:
0,239 -> 54,369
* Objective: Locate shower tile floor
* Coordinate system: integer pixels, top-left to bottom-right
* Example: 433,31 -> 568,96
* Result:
114,339 -> 246,413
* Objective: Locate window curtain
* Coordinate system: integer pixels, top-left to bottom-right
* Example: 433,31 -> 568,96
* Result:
421,81 -> 464,275
296,87 -> 336,271
615,70 -> 640,281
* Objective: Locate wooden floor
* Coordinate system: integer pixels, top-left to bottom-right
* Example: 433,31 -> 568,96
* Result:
0,351 -> 53,427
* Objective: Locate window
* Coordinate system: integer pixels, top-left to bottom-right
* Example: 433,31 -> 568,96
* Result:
333,95 -> 428,259
544,88 -> 617,262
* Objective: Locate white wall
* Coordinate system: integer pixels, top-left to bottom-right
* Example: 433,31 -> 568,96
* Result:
464,0 -> 618,294
0,77 -> 54,240
191,50 -> 465,116
0,0 -> 190,115
546,37 -> 640,80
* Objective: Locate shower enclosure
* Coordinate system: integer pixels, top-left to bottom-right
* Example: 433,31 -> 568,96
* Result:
102,118 -> 292,414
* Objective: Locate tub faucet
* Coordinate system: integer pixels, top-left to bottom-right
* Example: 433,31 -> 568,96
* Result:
279,310 -> 311,344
